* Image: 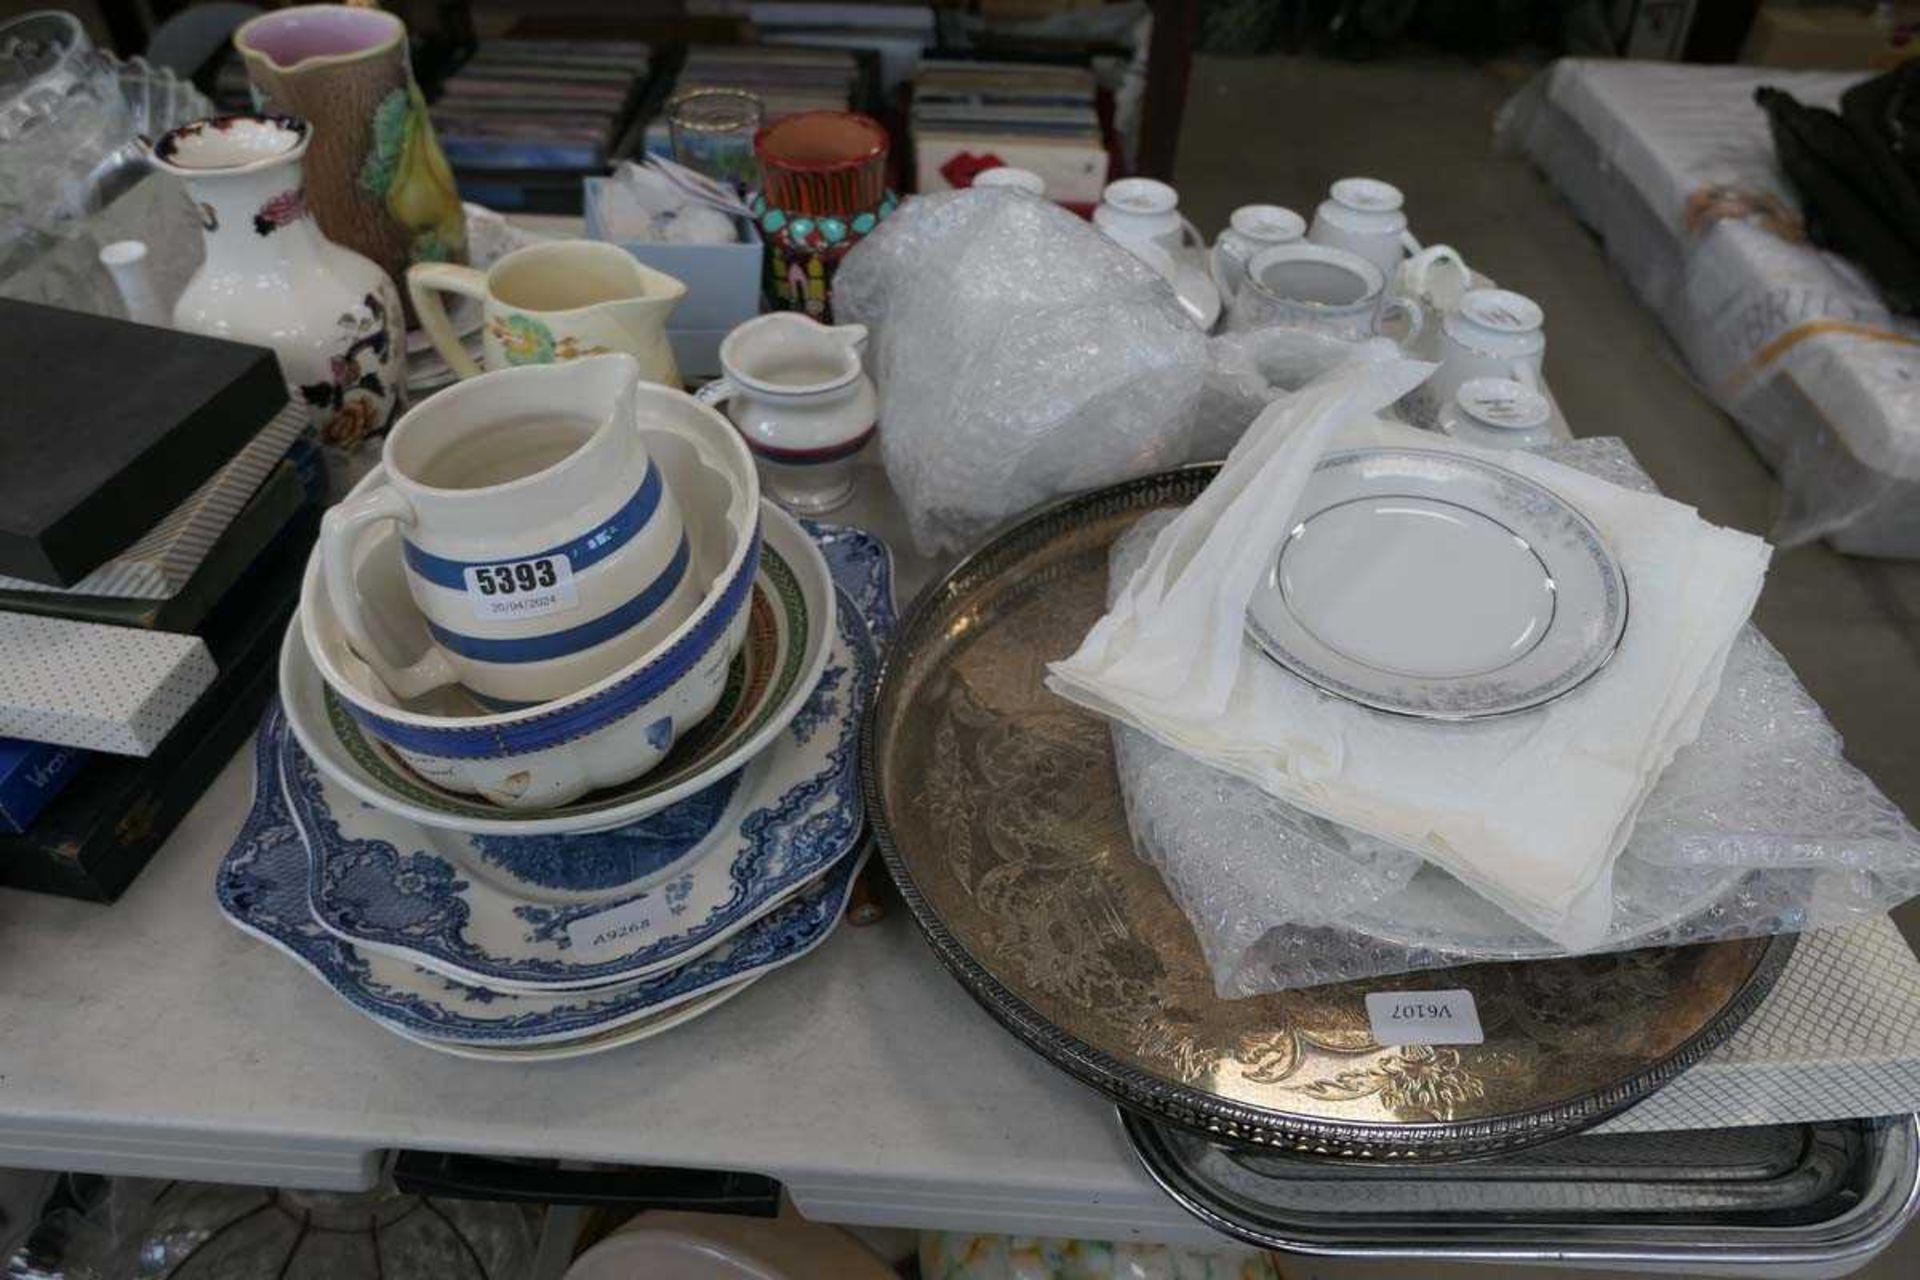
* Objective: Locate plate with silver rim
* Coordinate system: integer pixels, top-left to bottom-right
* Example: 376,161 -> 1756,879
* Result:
1245,448 -> 1628,720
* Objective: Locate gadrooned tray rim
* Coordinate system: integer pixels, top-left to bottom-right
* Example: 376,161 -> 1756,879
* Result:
861,463 -> 1797,1160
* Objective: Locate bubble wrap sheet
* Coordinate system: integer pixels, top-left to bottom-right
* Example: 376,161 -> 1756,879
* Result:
833,189 -> 1210,556
1112,438 -> 1920,997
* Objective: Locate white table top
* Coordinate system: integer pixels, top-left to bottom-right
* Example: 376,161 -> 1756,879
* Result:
0,458 -> 1233,1245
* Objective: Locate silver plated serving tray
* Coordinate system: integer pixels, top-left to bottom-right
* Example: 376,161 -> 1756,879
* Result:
863,465 -> 1793,1160
1124,1106 -> 1920,1271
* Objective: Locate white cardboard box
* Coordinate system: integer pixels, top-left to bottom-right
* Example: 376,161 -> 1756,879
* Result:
0,616 -> 216,756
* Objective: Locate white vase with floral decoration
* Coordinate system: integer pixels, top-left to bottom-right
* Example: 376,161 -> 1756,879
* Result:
151,114 -> 404,462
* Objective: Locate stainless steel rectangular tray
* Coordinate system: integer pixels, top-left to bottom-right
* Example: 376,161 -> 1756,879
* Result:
1123,1107 -> 1920,1275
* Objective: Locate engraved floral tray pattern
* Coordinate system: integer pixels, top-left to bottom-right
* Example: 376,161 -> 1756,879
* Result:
864,466 -> 1790,1160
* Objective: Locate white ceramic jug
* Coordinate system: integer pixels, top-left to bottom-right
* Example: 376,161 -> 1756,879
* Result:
1307,177 -> 1422,278
320,354 -> 698,706
695,313 -> 878,514
410,241 -> 686,386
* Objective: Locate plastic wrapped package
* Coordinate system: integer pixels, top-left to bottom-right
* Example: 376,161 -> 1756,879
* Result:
1496,60 -> 1920,558
1191,328 -> 1404,461
1108,438 -> 1920,998
832,188 -> 1210,556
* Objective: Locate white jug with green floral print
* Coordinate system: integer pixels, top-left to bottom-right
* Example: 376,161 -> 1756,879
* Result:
151,114 -> 405,463
408,241 -> 686,388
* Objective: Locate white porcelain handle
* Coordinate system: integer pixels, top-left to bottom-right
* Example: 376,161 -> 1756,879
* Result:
1209,242 -> 1242,302
320,487 -> 460,699
693,376 -> 741,408
1400,228 -> 1423,255
1402,243 -> 1471,304
407,262 -> 489,380
1375,297 -> 1425,348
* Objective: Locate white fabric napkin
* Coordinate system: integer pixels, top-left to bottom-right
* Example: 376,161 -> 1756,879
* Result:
1046,359 -> 1772,948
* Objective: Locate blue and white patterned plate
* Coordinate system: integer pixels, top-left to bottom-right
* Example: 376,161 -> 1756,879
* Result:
218,712 -> 867,1048
372,977 -> 758,1061
288,581 -> 877,992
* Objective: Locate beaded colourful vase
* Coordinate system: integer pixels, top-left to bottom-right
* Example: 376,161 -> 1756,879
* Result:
750,190 -> 899,321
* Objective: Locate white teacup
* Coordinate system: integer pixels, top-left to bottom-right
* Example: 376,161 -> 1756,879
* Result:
1210,203 -> 1306,300
318,354 -> 701,707
1307,177 -> 1421,278
1226,243 -> 1423,345
1422,287 -> 1547,415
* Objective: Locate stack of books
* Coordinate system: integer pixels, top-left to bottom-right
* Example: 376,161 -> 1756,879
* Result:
0,300 -> 323,901
433,39 -> 652,171
749,2 -> 934,95
910,60 -> 1109,205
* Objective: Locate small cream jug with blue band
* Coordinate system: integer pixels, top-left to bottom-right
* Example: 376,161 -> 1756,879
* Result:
319,354 -> 700,707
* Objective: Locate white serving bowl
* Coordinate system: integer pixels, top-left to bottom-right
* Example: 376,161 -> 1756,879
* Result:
297,380 -> 763,810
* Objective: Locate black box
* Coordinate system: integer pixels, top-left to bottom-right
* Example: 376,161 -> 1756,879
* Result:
0,457 -> 311,633
0,300 -> 288,586
0,509 -> 311,902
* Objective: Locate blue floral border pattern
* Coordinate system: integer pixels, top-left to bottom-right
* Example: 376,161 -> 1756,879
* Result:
462,767 -> 744,896
218,711 -> 865,1043
505,588 -> 872,961
804,520 -> 897,651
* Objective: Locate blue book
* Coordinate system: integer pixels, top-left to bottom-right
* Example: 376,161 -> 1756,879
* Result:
0,738 -> 85,834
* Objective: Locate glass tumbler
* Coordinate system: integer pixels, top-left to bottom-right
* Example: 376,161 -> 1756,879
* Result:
667,88 -> 763,187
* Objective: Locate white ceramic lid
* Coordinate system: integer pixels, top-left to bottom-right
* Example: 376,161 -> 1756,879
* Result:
1230,203 -> 1305,242
974,166 -> 1045,195
1103,176 -> 1179,214
1457,377 -> 1552,431
1456,287 -> 1544,334
1330,176 -> 1404,213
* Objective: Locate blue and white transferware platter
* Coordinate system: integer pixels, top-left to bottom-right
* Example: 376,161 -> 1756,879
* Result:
287,584 -> 874,991
219,705 -> 867,1050
373,978 -> 758,1061
1244,448 -> 1627,721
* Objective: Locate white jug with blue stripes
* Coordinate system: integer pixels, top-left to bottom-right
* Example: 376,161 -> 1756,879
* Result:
319,354 -> 700,707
